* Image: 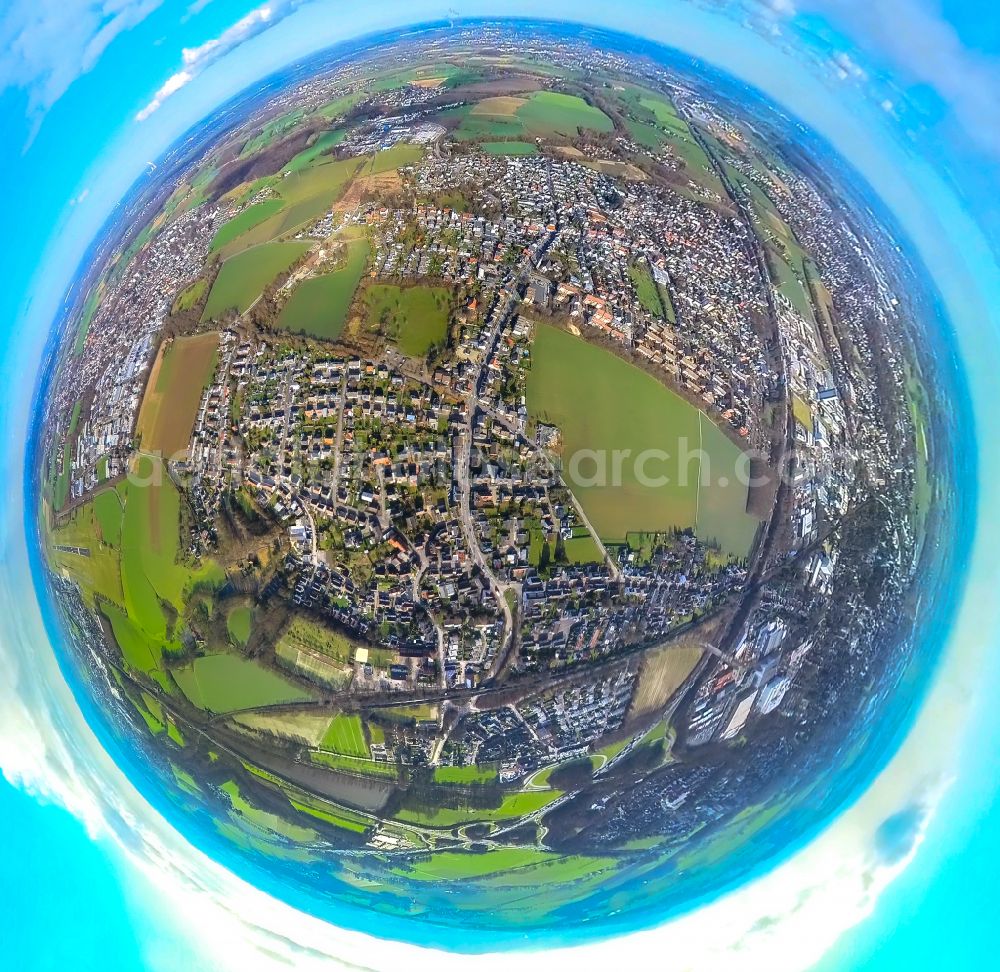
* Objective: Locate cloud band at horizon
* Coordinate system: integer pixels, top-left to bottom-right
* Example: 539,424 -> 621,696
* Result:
2,2 -> 999,970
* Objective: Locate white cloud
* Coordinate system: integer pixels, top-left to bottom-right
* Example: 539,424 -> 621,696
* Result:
184,0 -> 215,19
0,0 -> 165,121
135,0 -> 307,121
799,0 -> 1000,157
135,68 -> 193,121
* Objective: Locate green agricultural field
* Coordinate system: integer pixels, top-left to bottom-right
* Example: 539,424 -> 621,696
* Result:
171,764 -> 201,795
393,788 -> 562,828
119,478 -> 224,643
692,418 -> 761,559
363,284 -> 450,357
277,237 -> 369,340
202,241 -> 311,320
135,332 -> 219,458
321,714 -> 368,757
526,324 -> 758,557
637,95 -> 690,134
101,603 -> 166,682
135,692 -> 166,736
433,765 -> 498,784
398,847 -> 559,881
232,709 -> 335,746
367,143 -> 424,174
481,141 -> 538,156
517,91 -> 613,137
310,752 -> 399,778
227,604 -> 253,646
240,107 -> 307,157
284,129 -> 346,174
209,199 -> 285,252
74,287 -> 102,354
52,440 -> 72,511
221,780 -> 319,843
452,113 -> 527,141
277,156 -> 363,208
452,91 -> 612,142
276,615 -> 362,666
93,486 -> 124,547
768,247 -> 816,323
481,854 -> 617,889
315,91 -> 366,121
661,130 -> 719,187
627,119 -> 667,150
617,90 -> 719,190
905,363 -> 932,541
46,500 -> 124,610
289,797 -> 370,834
52,401 -> 82,510
215,158 -> 363,260
174,654 -> 313,713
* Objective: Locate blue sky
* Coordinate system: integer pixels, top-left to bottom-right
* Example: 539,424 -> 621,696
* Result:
2,2 -> 1000,970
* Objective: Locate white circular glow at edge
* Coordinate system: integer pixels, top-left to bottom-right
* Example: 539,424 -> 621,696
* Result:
2,3 -> 999,970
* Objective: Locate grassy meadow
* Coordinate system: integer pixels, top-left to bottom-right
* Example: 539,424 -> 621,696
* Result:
136,332 -> 219,458
363,284 -> 450,356
526,323 -> 758,558
202,240 -> 310,320
174,653 -> 312,713
276,236 -> 370,340
453,91 -> 613,142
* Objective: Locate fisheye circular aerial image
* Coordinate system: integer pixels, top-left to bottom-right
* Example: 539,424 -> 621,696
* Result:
3,3 -> 999,971
33,18 -> 964,941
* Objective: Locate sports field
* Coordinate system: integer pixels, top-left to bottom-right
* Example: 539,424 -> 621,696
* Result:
202,241 -> 310,320
136,332 -> 219,457
276,237 -> 369,340
363,284 -> 450,356
320,714 -> 368,757
174,653 -> 312,713
526,324 -> 758,558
